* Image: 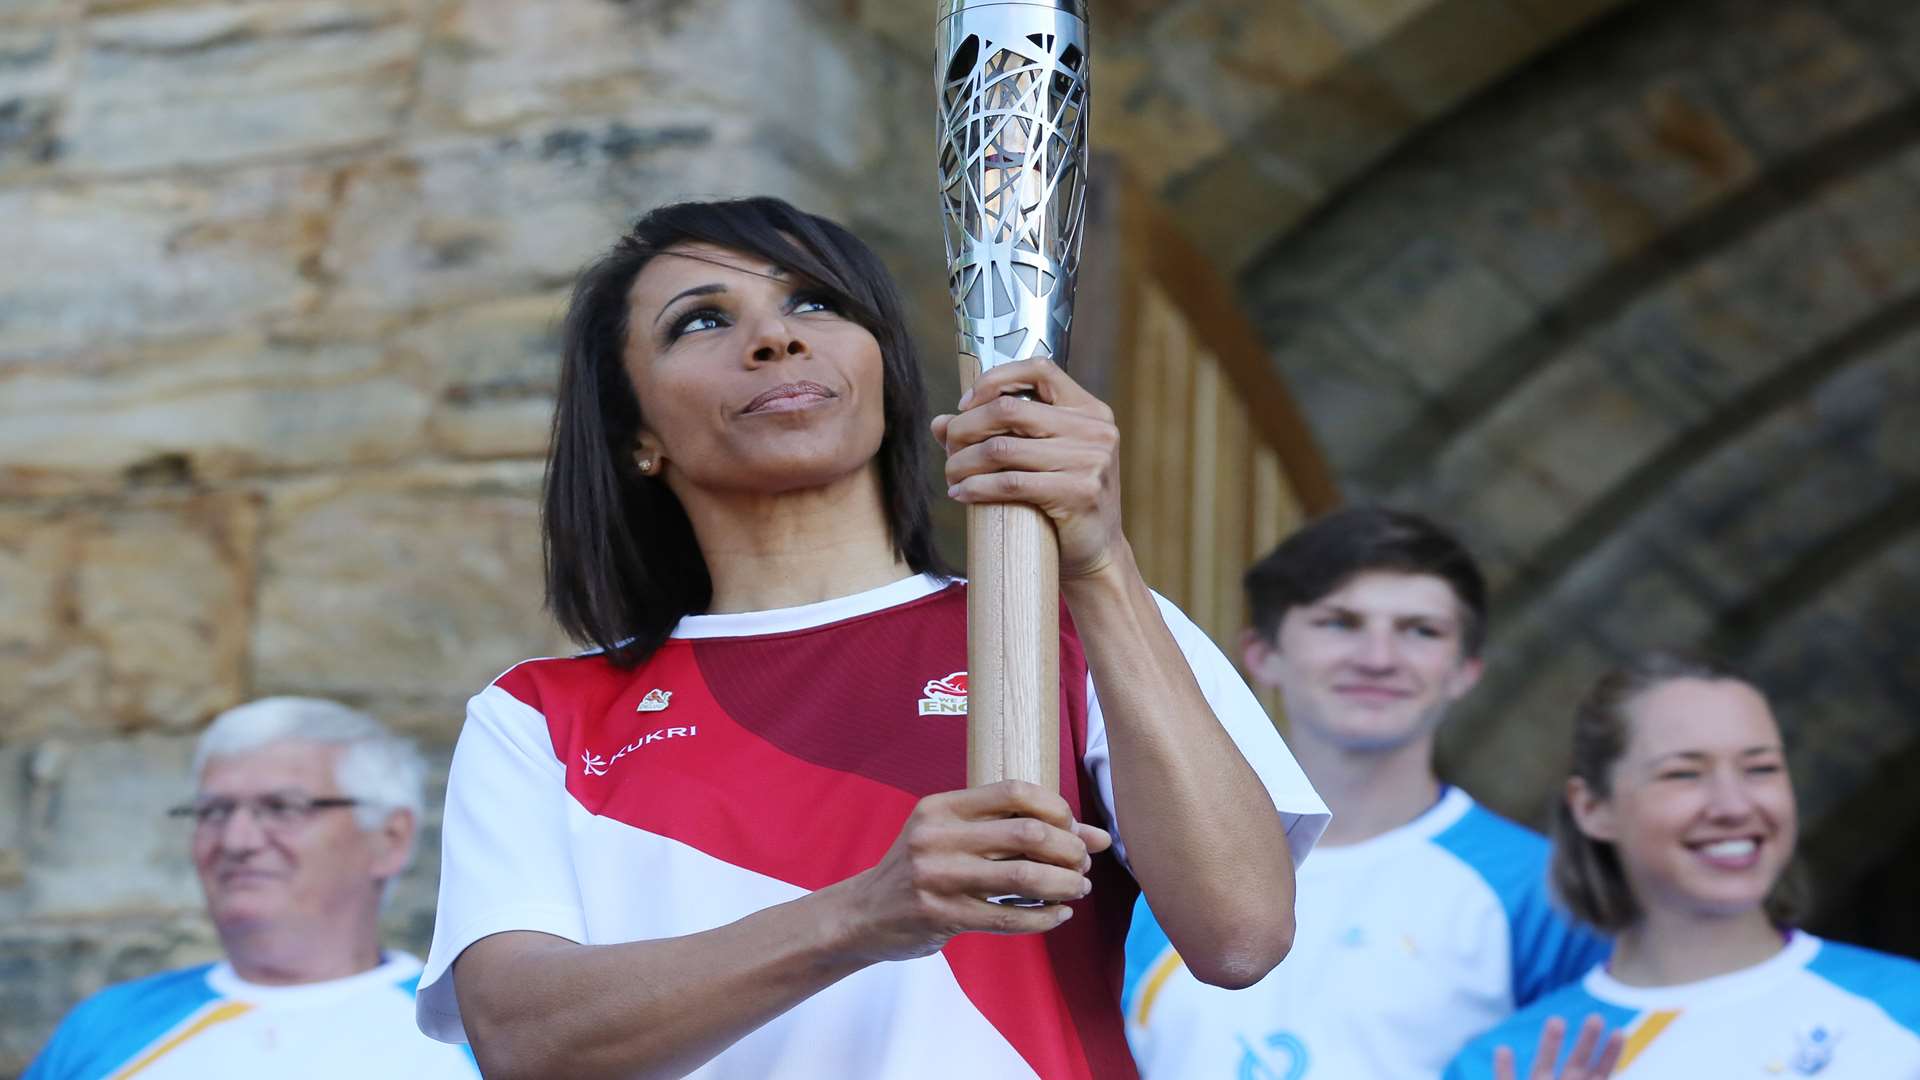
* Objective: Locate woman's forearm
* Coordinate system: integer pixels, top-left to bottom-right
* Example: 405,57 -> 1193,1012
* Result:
1063,542 -> 1297,987
455,884 -> 869,1080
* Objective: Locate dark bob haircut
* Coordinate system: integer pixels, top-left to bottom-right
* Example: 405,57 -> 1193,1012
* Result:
1550,648 -> 1807,933
1243,505 -> 1489,657
544,196 -> 950,666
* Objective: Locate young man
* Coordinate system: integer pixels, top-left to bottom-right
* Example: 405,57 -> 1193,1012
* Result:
1123,507 -> 1609,1079
26,698 -> 477,1080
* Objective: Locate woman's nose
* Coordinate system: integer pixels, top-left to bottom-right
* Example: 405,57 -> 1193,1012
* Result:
1705,770 -> 1759,819
747,312 -> 807,364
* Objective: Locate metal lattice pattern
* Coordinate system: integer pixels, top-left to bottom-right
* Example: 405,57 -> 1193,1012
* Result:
937,12 -> 1088,370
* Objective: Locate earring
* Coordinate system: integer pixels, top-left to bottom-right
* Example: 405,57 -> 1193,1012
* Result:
637,456 -> 655,475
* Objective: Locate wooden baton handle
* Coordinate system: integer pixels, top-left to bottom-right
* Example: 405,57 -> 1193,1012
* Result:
961,358 -> 1061,794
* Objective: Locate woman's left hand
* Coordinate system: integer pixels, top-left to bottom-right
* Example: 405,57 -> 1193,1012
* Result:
932,358 -> 1125,581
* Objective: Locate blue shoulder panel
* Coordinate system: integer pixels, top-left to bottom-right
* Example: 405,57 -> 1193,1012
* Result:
1122,894 -> 1177,1019
1444,983 -> 1636,1080
1432,803 -> 1611,1006
1806,939 -> 1920,1039
24,965 -> 220,1080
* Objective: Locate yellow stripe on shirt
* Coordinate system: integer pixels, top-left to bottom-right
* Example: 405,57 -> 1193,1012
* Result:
1133,949 -> 1187,1027
1613,1009 -> 1681,1074
109,1001 -> 253,1079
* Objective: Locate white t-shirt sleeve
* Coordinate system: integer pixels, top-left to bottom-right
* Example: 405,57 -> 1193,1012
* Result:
1082,591 -> 1330,869
416,682 -> 589,1044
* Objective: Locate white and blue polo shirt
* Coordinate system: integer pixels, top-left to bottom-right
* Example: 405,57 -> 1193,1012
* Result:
1447,931 -> 1920,1079
25,951 -> 477,1080
1124,787 -> 1609,1079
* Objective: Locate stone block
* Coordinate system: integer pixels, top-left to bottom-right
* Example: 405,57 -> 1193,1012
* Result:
1816,154 -> 1920,303
402,290 -> 566,459
18,734 -> 206,919
1360,0 -> 1546,120
1096,49 -> 1234,191
1408,434 -> 1572,582
1828,0 -> 1920,84
1506,0 -> 1634,38
0,496 -> 255,741
252,463 -> 575,707
0,24 -> 66,174
0,511 -> 61,651
72,495 -> 259,734
1311,0 -> 1434,41
0,335 -> 432,495
1595,203 -> 1877,419
418,0 -> 882,179
1338,233 -> 1539,393
1232,59 -> 1418,201
1701,2 -> 1903,157
1262,313 -> 1428,475
1478,348 -> 1682,507
62,0 -> 418,173
1660,397 -> 1903,600
1153,0 -> 1350,133
0,168 -> 328,360
316,122 -> 842,320
1156,134 -> 1327,273
0,648 -> 110,748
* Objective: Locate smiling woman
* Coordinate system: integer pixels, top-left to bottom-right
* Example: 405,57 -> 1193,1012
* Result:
411,197 -> 1329,1080
1446,652 -> 1920,1080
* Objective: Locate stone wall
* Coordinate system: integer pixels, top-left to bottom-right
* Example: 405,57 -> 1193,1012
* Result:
0,1 -> 944,1071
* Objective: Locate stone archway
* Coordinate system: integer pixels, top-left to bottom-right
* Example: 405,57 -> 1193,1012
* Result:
1237,0 -> 1920,942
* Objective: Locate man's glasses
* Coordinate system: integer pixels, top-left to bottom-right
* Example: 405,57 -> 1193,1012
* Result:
167,791 -> 362,830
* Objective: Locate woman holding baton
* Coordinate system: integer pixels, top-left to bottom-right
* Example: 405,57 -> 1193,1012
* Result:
413,197 -> 1328,1079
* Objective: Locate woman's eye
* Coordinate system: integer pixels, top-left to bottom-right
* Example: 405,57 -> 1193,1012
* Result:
792,293 -> 840,315
672,310 -> 726,337
1659,770 -> 1700,781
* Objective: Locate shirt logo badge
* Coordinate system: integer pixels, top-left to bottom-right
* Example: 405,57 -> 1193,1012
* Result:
1790,1023 -> 1838,1074
636,688 -> 673,713
918,671 -> 969,715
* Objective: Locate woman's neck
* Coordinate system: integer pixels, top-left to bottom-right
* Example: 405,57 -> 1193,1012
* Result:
1608,906 -> 1786,988
678,465 -> 915,613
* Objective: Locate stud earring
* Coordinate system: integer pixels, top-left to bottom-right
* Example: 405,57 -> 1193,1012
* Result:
637,456 -> 654,475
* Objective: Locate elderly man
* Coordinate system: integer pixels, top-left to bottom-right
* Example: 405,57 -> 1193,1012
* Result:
26,697 -> 477,1079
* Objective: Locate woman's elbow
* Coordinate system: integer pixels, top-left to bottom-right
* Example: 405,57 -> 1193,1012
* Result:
1186,909 -> 1296,990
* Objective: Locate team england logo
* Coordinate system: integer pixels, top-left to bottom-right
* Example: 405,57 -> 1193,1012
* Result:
918,671 -> 969,715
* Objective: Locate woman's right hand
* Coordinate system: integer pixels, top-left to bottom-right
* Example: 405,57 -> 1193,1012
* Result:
1495,1015 -> 1624,1080
831,780 -> 1113,965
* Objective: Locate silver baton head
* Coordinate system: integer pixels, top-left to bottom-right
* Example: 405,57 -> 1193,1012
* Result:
937,0 -> 1090,373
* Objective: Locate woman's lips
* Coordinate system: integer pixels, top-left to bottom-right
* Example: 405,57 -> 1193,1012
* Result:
742,381 -> 837,414
1689,836 -> 1762,871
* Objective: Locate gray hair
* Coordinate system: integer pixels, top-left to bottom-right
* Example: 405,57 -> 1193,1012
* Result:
194,697 -> 427,839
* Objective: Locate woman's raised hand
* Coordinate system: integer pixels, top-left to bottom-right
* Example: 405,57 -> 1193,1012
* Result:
832,780 -> 1112,965
1495,1015 -> 1624,1080
932,359 -> 1125,581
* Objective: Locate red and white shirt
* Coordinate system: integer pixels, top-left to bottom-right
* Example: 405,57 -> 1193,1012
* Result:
417,574 -> 1328,1079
